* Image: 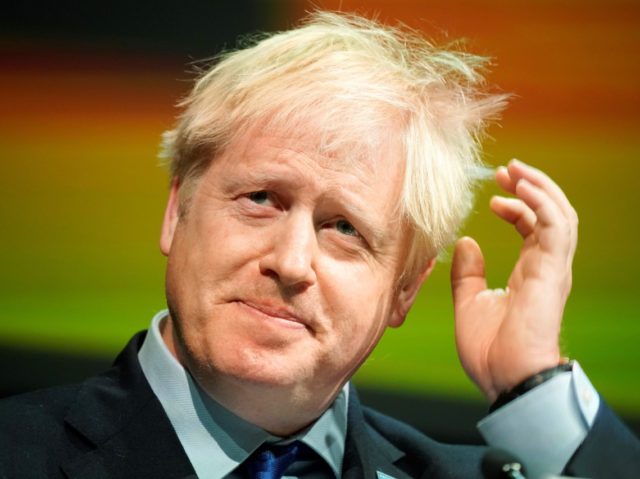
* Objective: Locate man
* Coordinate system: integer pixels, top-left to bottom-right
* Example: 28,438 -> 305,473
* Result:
1,11 -> 638,479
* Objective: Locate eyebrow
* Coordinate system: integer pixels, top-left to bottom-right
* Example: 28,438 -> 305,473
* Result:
223,168 -> 303,193
324,186 -> 397,250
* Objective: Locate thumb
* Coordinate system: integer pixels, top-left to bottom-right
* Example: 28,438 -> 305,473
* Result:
451,236 -> 487,307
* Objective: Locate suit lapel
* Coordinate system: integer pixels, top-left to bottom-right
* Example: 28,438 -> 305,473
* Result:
60,333 -> 196,479
342,385 -> 413,479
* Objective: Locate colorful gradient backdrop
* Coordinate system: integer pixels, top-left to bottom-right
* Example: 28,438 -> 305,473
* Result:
1,1 -> 638,417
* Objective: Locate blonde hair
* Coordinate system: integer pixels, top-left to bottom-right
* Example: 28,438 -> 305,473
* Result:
161,11 -> 507,279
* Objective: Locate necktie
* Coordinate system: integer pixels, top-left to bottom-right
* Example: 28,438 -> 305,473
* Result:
245,441 -> 305,479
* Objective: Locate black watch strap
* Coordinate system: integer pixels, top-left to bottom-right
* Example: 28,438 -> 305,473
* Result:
489,360 -> 574,413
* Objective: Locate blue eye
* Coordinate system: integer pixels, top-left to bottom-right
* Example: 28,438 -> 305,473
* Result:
336,219 -> 358,237
248,191 -> 270,204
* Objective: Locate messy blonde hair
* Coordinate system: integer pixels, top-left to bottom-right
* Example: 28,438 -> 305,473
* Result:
161,11 -> 507,279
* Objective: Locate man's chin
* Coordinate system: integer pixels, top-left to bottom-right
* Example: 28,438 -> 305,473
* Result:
203,342 -> 317,388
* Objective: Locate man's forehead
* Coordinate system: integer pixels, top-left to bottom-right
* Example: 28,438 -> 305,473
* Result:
229,124 -> 404,177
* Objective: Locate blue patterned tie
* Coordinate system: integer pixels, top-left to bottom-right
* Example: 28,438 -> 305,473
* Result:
245,441 -> 304,479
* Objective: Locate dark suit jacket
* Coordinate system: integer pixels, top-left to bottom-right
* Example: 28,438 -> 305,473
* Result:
1,332 -> 638,478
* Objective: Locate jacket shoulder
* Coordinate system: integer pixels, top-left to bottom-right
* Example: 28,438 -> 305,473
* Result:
1,383 -> 80,436
0,384 -> 90,478
0,332 -> 148,478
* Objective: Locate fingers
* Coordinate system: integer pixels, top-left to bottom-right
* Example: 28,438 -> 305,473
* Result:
514,179 -> 563,228
495,165 -> 517,194
495,159 -> 578,257
490,196 -> 536,238
451,237 -> 487,307
498,159 -> 578,223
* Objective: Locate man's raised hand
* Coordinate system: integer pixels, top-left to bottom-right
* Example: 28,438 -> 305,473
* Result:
451,159 -> 578,402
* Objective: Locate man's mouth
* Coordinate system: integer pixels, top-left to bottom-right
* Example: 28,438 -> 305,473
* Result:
235,300 -> 310,331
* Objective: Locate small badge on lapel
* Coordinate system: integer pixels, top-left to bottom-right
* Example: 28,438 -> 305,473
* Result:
376,472 -> 396,479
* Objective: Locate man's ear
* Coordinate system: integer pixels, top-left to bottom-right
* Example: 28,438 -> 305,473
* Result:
160,179 -> 181,256
388,258 -> 436,328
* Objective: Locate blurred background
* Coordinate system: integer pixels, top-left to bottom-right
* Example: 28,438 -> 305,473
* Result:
1,0 -> 638,442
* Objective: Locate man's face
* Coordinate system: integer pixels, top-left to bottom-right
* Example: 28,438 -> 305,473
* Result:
160,128 -> 429,413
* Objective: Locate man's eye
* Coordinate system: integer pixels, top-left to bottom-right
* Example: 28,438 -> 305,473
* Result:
335,219 -> 359,237
247,191 -> 270,204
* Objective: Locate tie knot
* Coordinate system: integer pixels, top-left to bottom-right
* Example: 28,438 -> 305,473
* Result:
245,441 -> 306,479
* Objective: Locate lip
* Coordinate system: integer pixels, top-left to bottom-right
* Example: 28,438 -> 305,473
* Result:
235,300 -> 309,330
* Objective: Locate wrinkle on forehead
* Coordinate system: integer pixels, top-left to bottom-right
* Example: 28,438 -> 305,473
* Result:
231,115 -> 404,175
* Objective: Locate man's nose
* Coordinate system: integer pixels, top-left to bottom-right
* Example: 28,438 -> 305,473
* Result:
259,213 -> 317,289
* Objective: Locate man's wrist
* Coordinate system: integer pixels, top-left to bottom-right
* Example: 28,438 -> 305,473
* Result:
490,360 -> 574,413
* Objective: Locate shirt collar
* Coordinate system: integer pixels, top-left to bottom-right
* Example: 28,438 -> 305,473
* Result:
138,310 -> 347,478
